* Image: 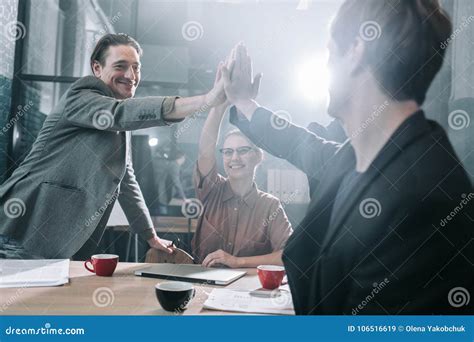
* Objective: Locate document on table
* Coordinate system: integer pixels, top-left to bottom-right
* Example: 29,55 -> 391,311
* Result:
0,259 -> 69,288
203,287 -> 295,315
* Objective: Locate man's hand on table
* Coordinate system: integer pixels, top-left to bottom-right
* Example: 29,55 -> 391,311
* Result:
202,249 -> 241,268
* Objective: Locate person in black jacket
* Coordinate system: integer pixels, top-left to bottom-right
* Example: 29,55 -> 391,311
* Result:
306,120 -> 347,196
307,120 -> 346,144
221,0 -> 473,314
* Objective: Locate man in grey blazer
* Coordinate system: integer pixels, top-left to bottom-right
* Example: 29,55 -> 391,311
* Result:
0,33 -> 226,259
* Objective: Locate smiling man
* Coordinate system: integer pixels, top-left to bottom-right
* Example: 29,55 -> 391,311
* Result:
0,33 -> 226,260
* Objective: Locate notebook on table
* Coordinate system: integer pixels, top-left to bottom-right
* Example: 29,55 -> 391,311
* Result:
0,259 -> 69,288
134,264 -> 246,285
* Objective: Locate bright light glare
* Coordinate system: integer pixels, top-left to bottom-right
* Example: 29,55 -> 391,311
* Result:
148,137 -> 159,147
296,57 -> 330,102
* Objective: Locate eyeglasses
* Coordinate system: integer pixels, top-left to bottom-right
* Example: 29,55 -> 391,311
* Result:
219,146 -> 254,158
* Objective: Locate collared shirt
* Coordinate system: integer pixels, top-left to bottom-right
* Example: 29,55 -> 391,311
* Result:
191,163 -> 293,264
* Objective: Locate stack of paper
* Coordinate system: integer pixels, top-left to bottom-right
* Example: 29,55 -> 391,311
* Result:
0,259 -> 69,288
203,288 -> 295,315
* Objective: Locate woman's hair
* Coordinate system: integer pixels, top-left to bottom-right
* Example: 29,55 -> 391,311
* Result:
222,129 -> 264,161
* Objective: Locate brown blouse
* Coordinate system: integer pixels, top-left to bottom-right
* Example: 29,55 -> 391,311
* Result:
191,164 -> 293,264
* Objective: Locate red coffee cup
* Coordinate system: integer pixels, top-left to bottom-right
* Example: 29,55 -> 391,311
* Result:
257,265 -> 286,290
84,254 -> 119,276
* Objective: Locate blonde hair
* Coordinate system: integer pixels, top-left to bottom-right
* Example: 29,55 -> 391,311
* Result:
222,129 -> 263,160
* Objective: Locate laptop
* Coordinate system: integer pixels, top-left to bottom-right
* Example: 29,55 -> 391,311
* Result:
134,264 -> 247,285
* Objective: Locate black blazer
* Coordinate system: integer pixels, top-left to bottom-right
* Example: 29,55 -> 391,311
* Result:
307,119 -> 347,144
230,107 -> 473,315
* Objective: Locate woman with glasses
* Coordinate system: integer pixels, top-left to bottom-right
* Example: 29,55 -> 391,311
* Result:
191,64 -> 292,268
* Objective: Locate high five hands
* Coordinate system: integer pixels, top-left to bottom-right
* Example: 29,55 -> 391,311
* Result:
222,42 -> 262,105
207,43 -> 262,111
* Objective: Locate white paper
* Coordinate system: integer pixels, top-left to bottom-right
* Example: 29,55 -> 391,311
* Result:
203,288 -> 295,315
0,259 -> 69,288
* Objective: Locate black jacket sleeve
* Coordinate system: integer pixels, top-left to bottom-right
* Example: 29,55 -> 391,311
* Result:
229,106 -> 341,186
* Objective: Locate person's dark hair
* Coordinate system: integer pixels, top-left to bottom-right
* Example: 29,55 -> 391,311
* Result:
331,0 -> 452,105
90,33 -> 143,72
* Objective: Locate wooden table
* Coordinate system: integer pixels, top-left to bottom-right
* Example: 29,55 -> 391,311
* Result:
0,262 -> 265,315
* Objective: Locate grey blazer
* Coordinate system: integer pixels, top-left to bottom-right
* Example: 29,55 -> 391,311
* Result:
0,76 -> 180,258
